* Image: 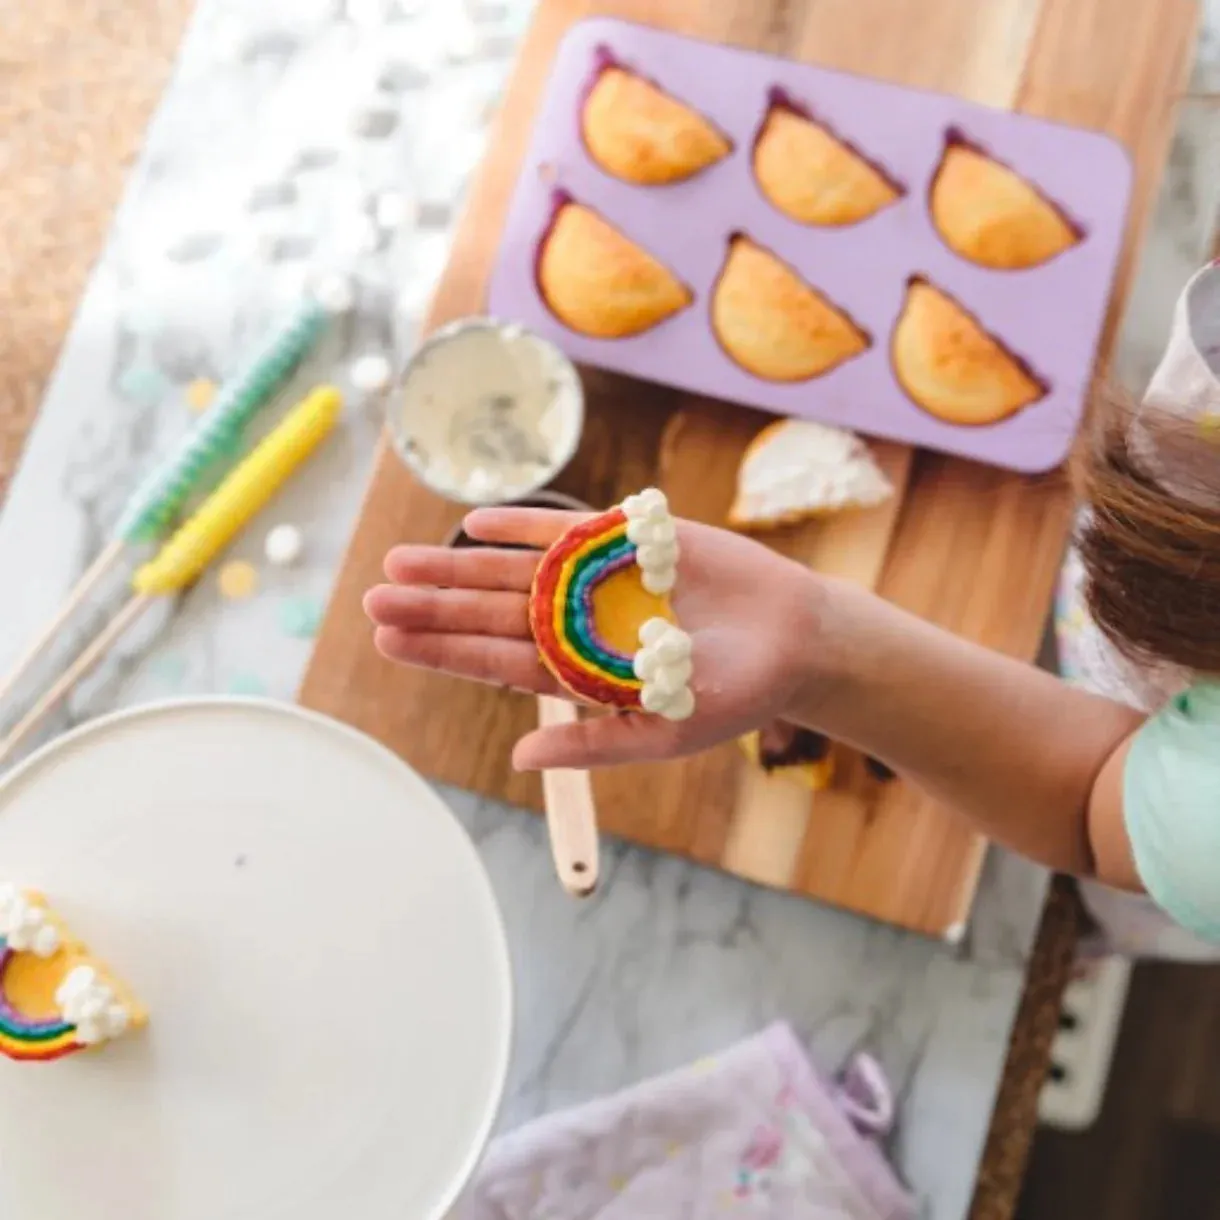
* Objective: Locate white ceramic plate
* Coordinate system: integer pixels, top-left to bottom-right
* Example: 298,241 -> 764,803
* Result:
0,698 -> 512,1220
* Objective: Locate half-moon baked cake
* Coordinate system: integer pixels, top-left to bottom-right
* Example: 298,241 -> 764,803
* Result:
582,66 -> 731,186
930,139 -> 1079,270
537,201 -> 693,338
892,278 -> 1045,426
712,236 -> 869,381
753,101 -> 901,227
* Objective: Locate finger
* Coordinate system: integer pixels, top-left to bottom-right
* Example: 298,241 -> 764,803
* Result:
372,627 -> 562,695
463,508 -> 592,550
512,712 -> 685,771
383,545 -> 538,592
364,585 -> 530,639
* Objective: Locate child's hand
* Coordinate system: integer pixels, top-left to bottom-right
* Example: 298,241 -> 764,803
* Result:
363,507 -> 829,771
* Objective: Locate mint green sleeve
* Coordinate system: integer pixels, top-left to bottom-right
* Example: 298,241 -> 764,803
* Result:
1123,682 -> 1220,942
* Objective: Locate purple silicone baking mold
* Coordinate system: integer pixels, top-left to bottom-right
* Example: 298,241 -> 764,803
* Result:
486,18 -> 1134,475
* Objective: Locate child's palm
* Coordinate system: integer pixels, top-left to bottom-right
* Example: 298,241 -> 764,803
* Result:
364,509 -> 819,769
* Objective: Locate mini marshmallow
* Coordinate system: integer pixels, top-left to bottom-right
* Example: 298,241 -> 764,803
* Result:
264,524 -> 304,568
338,213 -> 385,258
350,353 -> 393,393
312,272 -> 356,315
374,189 -> 415,230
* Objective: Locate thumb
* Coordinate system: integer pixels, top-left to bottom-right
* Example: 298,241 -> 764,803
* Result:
513,711 -> 683,771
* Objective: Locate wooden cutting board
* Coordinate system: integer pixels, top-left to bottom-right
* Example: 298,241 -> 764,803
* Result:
300,0 -> 1196,937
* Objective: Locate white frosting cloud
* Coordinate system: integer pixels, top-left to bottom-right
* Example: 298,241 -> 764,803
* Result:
622,488 -> 679,596
0,884 -> 60,958
634,618 -> 695,721
55,966 -> 131,1046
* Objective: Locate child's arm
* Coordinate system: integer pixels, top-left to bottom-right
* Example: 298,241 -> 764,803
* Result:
788,579 -> 1145,888
365,508 -> 1153,891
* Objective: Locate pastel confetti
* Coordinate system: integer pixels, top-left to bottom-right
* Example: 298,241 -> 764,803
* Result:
218,560 -> 260,601
227,672 -> 269,697
278,596 -> 325,639
118,364 -> 171,408
185,378 -> 218,412
149,653 -> 188,687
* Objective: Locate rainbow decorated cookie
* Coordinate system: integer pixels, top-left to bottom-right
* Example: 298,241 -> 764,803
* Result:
528,488 -> 695,720
0,884 -> 146,1062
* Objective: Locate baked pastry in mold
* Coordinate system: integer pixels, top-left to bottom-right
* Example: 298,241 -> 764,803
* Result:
529,488 -> 695,720
728,418 -> 893,530
537,201 -> 692,338
0,884 -> 146,1062
892,279 -> 1045,426
740,723 -> 834,790
753,101 -> 901,227
930,140 -> 1080,270
582,66 -> 731,185
712,236 -> 869,382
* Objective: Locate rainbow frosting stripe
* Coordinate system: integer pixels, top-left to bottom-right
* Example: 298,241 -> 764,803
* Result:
0,944 -> 80,1062
531,507 -> 642,708
528,489 -> 696,719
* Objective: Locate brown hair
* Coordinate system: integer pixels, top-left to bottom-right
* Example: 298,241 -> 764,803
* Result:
1074,384 -> 1220,675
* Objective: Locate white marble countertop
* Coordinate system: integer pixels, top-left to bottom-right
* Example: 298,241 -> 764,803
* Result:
0,2 -> 1216,1216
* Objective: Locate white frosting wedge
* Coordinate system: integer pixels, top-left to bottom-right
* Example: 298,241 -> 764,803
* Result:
728,419 -> 893,530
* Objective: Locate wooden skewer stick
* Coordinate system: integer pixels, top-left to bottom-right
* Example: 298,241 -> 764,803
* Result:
0,594 -> 151,769
0,540 -> 126,710
536,694 -> 600,897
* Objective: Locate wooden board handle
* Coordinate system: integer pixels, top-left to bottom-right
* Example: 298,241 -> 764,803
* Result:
536,696 -> 599,897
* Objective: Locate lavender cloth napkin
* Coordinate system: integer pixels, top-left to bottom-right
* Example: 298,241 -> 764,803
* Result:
454,1022 -> 916,1219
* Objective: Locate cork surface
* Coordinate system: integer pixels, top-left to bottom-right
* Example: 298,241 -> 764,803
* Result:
0,1 -> 196,502
0,5 -> 1078,1218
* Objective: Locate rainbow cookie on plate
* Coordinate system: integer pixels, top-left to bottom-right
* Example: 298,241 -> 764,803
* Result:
0,884 -> 146,1062
528,488 -> 695,720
